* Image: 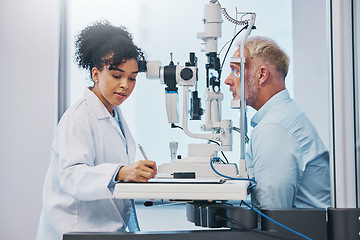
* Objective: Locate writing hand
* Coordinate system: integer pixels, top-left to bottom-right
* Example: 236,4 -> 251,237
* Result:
116,160 -> 157,182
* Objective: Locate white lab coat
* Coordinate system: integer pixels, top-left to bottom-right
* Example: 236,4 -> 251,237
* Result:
37,88 -> 136,240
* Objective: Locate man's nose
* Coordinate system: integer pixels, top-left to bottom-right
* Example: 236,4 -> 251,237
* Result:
224,75 -> 233,86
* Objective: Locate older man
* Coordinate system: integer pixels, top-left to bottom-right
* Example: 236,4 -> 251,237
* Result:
224,36 -> 330,209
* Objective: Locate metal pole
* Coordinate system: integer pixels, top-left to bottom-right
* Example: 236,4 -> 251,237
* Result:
330,0 -> 358,208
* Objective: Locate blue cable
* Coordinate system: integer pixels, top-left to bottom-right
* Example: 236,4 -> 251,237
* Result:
241,201 -> 312,240
210,158 -> 257,189
210,158 -> 312,239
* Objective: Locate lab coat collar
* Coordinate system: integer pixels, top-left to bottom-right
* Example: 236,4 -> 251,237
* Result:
115,105 -> 136,158
250,89 -> 290,128
83,87 -> 113,120
83,88 -> 125,141
82,87 -> 136,161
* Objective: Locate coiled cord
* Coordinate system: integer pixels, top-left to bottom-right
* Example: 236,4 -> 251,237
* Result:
221,8 -> 248,25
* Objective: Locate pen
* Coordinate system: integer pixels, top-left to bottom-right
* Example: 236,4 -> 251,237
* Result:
138,144 -> 148,160
138,144 -> 157,180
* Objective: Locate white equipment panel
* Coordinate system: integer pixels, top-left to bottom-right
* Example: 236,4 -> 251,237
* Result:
113,180 -> 249,201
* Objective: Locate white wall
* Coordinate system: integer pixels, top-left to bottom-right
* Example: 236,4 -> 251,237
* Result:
0,0 -> 59,239
292,0 -> 330,149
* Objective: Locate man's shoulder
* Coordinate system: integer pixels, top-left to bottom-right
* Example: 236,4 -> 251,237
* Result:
259,99 -> 305,129
256,98 -> 327,160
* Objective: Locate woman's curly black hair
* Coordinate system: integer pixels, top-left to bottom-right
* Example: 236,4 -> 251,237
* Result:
75,20 -> 145,80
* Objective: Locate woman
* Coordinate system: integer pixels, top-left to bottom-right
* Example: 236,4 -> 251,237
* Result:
37,20 -> 157,240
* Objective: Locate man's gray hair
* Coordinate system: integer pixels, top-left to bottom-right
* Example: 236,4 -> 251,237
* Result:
244,36 -> 289,78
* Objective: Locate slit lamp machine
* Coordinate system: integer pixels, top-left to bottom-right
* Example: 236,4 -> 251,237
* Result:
114,0 -> 256,202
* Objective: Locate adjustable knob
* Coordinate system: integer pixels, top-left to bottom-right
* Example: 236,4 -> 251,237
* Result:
180,67 -> 193,80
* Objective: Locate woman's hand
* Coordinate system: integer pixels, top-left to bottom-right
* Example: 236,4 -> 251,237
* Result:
116,160 -> 157,182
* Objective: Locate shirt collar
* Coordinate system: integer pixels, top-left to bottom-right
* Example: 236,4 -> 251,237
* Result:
250,89 -> 290,128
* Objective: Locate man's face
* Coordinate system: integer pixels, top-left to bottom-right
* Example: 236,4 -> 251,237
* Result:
224,48 -> 259,108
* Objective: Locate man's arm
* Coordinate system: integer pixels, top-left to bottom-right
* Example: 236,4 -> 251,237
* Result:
248,123 -> 303,209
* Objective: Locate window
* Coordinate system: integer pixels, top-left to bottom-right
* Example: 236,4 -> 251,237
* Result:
68,0 -> 293,168
65,0 -> 293,230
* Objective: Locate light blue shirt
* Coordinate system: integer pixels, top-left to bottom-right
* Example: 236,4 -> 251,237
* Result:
111,108 -> 140,232
246,89 -> 331,209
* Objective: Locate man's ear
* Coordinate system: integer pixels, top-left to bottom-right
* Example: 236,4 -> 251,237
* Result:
257,66 -> 269,85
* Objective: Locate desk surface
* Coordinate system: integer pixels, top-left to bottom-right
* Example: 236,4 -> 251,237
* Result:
113,180 -> 249,201
63,229 -> 303,240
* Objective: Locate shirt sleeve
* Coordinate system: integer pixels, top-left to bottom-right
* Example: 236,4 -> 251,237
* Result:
248,123 -> 303,209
